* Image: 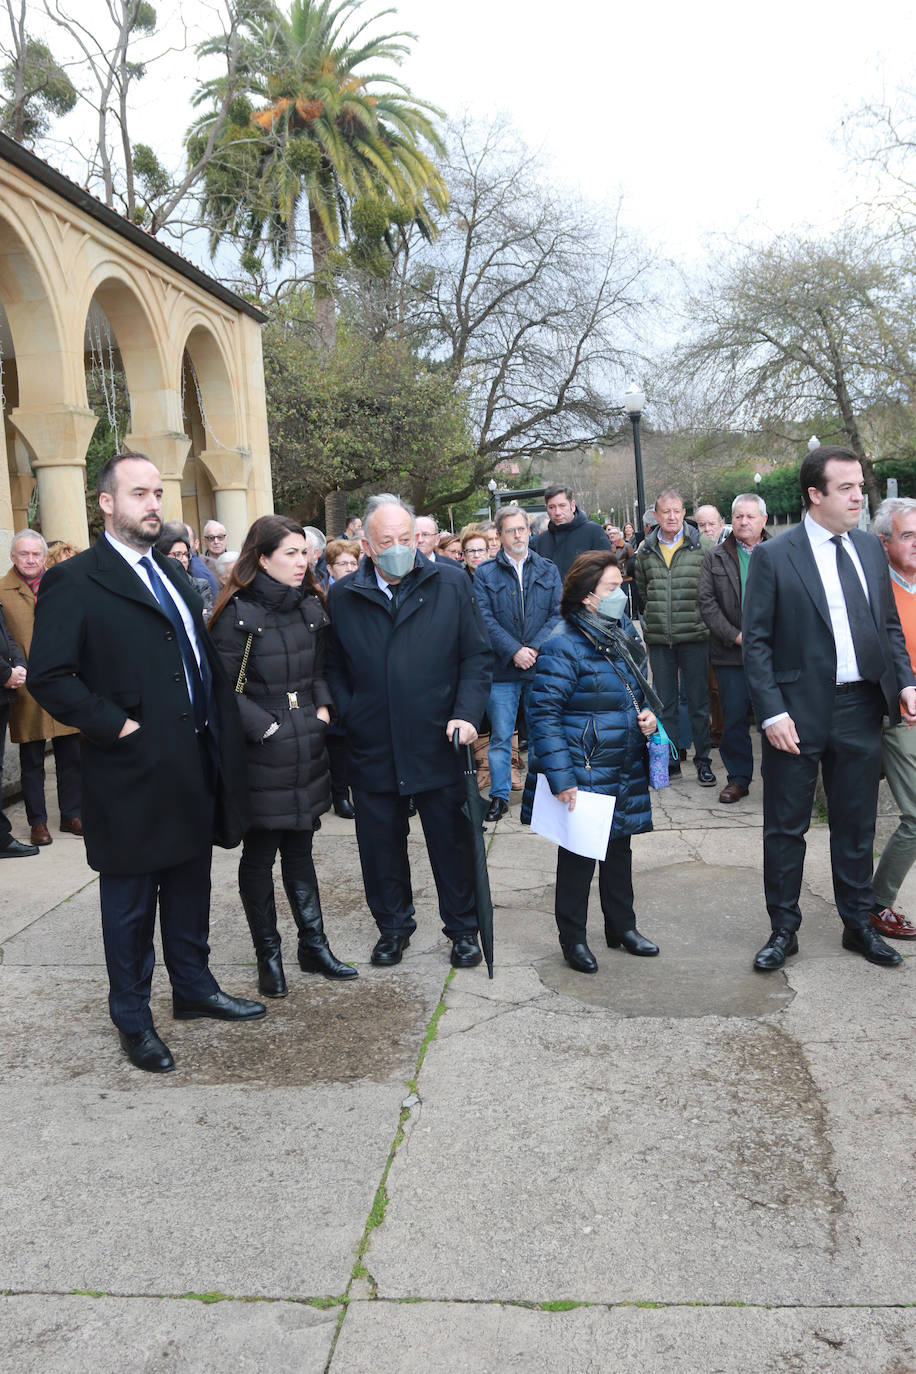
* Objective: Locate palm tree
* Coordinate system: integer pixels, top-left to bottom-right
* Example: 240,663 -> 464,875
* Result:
190,0 -> 448,346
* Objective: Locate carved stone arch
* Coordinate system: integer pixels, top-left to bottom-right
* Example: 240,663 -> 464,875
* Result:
76,265 -> 190,521
0,209 -> 95,549
179,319 -> 251,548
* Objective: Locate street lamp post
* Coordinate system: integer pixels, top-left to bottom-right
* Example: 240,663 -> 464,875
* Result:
623,384 -> 647,522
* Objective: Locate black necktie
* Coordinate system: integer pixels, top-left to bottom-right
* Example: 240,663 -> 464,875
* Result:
140,556 -> 212,731
830,536 -> 883,682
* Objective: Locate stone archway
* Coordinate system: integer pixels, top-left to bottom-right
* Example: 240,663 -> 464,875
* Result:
0,133 -> 272,562
179,322 -> 251,550
0,209 -> 95,554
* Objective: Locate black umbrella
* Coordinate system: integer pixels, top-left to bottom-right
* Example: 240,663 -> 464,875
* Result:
453,734 -> 495,977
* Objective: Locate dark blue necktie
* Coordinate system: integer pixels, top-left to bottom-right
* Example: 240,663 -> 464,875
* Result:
830,536 -> 883,682
140,556 -> 212,731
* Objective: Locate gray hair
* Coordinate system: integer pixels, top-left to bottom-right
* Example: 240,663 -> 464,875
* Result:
642,508 -> 658,527
414,513 -> 438,534
11,528 -> 48,554
872,497 -> 916,539
654,489 -> 684,512
303,526 -> 326,553
731,492 -> 767,517
494,504 -> 529,533
203,519 -> 226,537
364,494 -> 416,534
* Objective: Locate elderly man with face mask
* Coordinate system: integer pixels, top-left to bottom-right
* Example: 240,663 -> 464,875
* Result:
327,494 -> 494,969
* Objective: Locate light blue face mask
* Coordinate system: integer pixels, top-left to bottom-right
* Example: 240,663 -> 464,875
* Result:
373,542 -> 415,579
591,587 -> 628,620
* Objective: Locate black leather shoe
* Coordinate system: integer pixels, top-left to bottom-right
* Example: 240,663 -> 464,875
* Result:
450,934 -> 483,968
334,798 -> 355,819
608,928 -> 659,956
842,925 -> 902,967
753,930 -> 799,971
119,1027 -> 175,1072
172,990 -> 267,1020
696,759 -> 717,787
0,836 -> 40,858
561,942 -> 598,973
485,797 -> 509,823
371,933 -> 411,966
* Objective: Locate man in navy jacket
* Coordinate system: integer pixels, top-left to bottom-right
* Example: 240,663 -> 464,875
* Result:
474,506 -> 562,822
327,495 -> 493,970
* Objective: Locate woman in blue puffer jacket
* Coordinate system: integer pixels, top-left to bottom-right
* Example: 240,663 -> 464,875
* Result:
527,551 -> 661,973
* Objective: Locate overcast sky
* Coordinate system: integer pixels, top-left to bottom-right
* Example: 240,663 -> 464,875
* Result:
28,0 -> 916,264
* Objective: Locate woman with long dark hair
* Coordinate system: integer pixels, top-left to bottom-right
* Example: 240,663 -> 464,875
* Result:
209,515 -> 356,995
527,551 -> 661,973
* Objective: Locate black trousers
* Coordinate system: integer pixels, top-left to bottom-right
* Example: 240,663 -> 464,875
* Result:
762,682 -> 884,933
555,834 -> 635,948
351,781 -> 477,938
0,703 -> 11,842
326,732 -> 349,805
19,734 -> 81,824
239,826 -> 316,906
99,849 -> 218,1033
98,732 -> 217,1032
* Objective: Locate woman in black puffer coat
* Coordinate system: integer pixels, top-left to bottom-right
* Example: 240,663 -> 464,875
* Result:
209,515 -> 356,996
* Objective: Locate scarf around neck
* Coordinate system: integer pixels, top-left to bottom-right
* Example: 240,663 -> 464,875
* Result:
569,607 -> 664,717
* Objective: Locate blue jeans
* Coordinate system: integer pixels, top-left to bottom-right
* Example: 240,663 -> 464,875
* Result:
486,680 -> 531,801
714,664 -> 754,786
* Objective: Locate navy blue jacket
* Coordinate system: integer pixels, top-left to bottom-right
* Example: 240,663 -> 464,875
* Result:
326,552 -> 493,795
526,617 -> 653,839
473,549 -> 562,682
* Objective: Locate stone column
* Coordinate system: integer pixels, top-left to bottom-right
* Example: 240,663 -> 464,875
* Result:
123,431 -> 192,523
8,404 -> 98,548
197,449 -> 253,550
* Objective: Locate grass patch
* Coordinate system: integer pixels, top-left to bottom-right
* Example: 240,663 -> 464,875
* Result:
68,1289 -> 108,1298
180,1291 -> 231,1304
538,1300 -> 589,1312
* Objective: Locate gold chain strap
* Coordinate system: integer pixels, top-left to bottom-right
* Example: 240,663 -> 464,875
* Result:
235,633 -> 254,694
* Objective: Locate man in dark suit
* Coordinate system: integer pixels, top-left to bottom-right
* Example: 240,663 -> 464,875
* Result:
327,494 -> 493,970
742,445 -> 916,972
28,453 -> 265,1072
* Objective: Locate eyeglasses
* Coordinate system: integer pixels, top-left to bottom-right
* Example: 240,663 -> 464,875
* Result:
169,550 -> 190,564
205,534 -> 227,545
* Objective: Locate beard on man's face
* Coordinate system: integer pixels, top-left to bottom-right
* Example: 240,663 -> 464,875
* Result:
112,511 -> 162,548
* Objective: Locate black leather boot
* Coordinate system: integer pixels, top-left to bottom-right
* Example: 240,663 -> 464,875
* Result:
285,879 -> 358,980
240,887 -> 288,998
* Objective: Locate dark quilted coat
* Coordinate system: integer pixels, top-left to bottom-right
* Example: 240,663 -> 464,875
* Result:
526,618 -> 653,839
634,519 -> 712,645
209,571 -> 333,830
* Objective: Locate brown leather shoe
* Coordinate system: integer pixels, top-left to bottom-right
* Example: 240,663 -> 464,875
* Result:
60,817 -> 83,836
719,783 -> 749,804
30,822 -> 52,846
870,907 -> 916,939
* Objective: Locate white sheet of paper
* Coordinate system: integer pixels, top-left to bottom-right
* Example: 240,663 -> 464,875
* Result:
530,775 -> 616,860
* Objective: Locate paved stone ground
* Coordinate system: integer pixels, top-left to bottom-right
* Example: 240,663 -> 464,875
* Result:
1,745 -> 915,1373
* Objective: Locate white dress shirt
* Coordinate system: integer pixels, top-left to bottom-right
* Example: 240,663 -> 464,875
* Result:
105,532 -> 204,694
761,515 -> 870,730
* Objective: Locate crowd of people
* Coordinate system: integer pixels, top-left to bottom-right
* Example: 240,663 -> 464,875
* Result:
5,449 -> 916,1073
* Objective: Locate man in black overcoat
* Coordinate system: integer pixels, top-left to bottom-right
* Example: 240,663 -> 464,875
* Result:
742,445 -> 916,974
28,453 -> 264,1072
327,494 -> 493,969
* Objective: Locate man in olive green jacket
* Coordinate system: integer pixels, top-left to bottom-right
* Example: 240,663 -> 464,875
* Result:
635,489 -> 715,785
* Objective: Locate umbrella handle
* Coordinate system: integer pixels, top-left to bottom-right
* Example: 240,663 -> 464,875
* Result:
451,730 -> 476,772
